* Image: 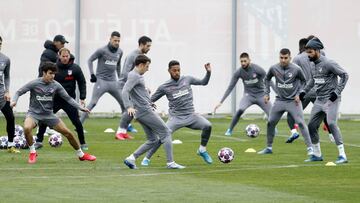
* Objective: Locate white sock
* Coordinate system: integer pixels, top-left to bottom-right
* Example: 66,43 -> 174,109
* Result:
143,157 -> 150,161
313,143 -> 322,157
199,145 -> 206,153
7,142 -> 14,147
337,144 -> 346,158
127,154 -> 136,160
167,161 -> 175,166
76,149 -> 85,157
291,129 -> 298,134
117,128 -> 126,134
29,144 -> 36,153
267,147 -> 272,150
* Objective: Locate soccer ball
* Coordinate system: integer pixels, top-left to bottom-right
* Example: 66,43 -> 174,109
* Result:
0,136 -> 8,149
245,124 -> 260,138
48,133 -> 63,148
14,136 -> 27,149
218,147 -> 234,163
14,124 -> 24,137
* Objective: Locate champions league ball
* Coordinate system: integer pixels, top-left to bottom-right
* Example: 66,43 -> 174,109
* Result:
14,136 -> 27,149
245,124 -> 260,138
14,124 -> 24,137
218,147 -> 234,163
0,136 -> 8,149
48,133 -> 63,148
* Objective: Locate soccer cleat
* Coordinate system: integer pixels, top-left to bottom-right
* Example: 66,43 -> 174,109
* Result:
115,132 -> 134,140
285,132 -> 299,143
28,152 -> 38,164
34,142 -> 43,149
80,144 -> 89,151
141,158 -> 151,166
224,129 -> 232,136
304,155 -> 323,162
167,162 -> 186,169
257,148 -> 273,155
8,146 -> 20,154
127,124 -> 138,133
335,156 -> 348,164
124,158 -> 137,169
79,153 -> 96,161
197,150 -> 213,164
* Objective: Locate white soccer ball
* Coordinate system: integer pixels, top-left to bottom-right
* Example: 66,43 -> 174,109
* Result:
48,133 -> 63,148
14,124 -> 24,137
0,136 -> 8,149
14,136 -> 27,149
217,147 -> 234,163
245,124 -> 260,138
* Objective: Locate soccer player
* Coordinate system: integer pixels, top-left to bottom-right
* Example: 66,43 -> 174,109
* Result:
115,36 -> 152,140
0,36 -> 18,153
34,48 -> 88,150
11,62 -> 96,164
140,60 -> 213,166
286,37 -> 334,143
302,38 -> 349,164
214,53 -> 273,136
79,31 -> 125,136
122,55 -> 185,169
258,48 -> 313,157
38,35 -> 68,77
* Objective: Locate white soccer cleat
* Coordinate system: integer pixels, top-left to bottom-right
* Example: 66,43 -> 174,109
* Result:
167,162 -> 186,169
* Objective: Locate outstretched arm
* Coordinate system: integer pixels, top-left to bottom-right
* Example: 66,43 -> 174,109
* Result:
189,63 -> 211,85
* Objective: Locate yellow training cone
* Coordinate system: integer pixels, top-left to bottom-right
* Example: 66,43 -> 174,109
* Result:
245,148 -> 256,153
325,162 -> 336,166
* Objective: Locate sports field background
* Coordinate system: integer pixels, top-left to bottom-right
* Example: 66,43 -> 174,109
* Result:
1,117 -> 359,202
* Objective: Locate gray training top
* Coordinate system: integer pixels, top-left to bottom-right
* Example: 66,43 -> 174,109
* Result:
220,63 -> 267,103
88,45 -> 123,81
292,52 -> 316,98
122,69 -> 152,118
303,55 -> 348,99
265,62 -> 306,100
118,49 -> 142,88
12,78 -> 82,119
0,52 -> 10,94
151,71 -> 211,117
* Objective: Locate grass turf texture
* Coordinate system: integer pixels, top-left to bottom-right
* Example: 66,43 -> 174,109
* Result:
0,117 -> 359,202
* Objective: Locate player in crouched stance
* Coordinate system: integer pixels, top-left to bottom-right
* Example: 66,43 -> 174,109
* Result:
258,48 -> 313,158
122,55 -> 185,169
141,60 -> 213,166
11,62 -> 96,164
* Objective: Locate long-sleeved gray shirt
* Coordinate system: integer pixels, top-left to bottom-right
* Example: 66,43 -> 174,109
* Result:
220,63 -> 267,103
0,52 -> 10,94
12,78 -> 82,119
151,71 -> 211,116
292,52 -> 316,98
118,49 -> 142,88
265,63 -> 306,100
88,45 -> 123,81
122,69 -> 152,118
303,55 -> 348,99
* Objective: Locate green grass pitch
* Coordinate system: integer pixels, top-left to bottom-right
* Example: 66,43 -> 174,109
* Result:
0,117 -> 359,202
